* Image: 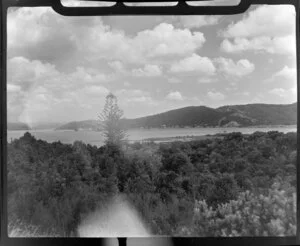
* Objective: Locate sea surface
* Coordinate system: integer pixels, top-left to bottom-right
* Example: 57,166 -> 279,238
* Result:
7,125 -> 297,147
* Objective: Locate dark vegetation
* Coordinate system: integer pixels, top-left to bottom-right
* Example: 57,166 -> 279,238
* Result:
55,103 -> 297,130
55,120 -> 99,131
124,102 -> 297,128
8,130 -> 296,236
218,103 -> 297,125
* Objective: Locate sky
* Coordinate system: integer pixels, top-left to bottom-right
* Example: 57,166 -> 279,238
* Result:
7,2 -> 297,126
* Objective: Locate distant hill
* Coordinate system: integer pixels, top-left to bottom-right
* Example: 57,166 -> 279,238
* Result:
32,122 -> 64,130
56,120 -> 99,131
56,102 -> 297,130
8,122 -> 31,131
217,103 -> 297,126
123,106 -> 225,128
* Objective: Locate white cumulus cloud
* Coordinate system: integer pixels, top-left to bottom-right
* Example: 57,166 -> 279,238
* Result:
166,91 -> 184,101
132,65 -> 162,77
220,5 -> 296,55
133,23 -> 206,60
8,8 -> 206,67
109,61 -> 127,74
221,5 -> 295,38
265,66 -> 297,84
169,53 -> 216,76
7,56 -> 111,123
268,87 -> 296,103
207,91 -> 225,101
214,57 -> 255,77
177,16 -> 221,29
273,66 -> 296,81
269,88 -> 288,98
220,36 -> 296,55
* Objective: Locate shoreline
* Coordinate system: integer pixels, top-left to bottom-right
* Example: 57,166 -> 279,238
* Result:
7,126 -> 297,146
128,134 -> 220,143
8,124 -> 297,132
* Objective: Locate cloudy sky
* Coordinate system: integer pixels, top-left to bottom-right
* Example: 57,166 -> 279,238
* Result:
7,4 -> 297,125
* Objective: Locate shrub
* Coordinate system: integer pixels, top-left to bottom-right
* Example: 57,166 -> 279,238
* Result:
193,185 -> 296,236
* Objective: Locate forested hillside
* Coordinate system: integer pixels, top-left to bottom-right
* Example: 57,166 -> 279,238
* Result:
124,103 -> 297,128
123,106 -> 223,128
56,120 -> 99,131
8,131 -> 296,236
55,103 -> 297,130
217,103 -> 297,126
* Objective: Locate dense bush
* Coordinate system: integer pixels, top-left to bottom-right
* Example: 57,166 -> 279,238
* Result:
191,183 -> 296,237
7,131 -> 297,236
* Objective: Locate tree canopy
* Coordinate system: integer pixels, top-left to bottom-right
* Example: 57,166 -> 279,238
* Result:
7,131 -> 296,236
99,93 -> 126,148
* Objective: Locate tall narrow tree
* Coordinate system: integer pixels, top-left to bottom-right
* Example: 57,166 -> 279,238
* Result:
99,93 -> 126,147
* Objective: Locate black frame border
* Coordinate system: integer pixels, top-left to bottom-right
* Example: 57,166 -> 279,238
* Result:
0,0 -> 299,245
